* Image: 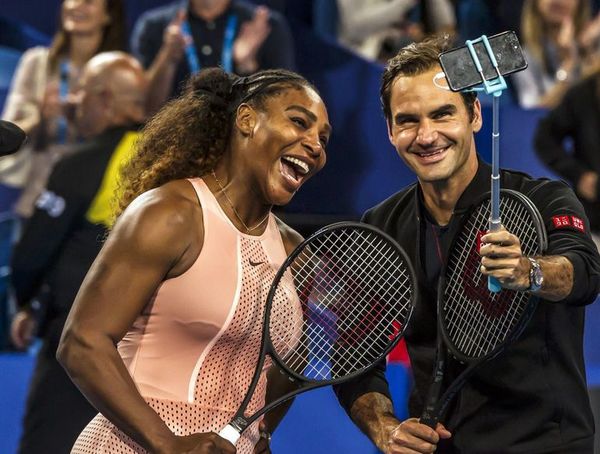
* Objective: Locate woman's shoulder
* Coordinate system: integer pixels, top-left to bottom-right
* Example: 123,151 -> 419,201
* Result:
274,215 -> 303,255
20,46 -> 50,63
121,179 -> 202,233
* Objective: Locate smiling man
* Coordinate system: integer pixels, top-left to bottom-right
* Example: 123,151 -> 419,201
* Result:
334,36 -> 600,453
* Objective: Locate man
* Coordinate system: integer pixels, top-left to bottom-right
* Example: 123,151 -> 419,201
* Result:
534,70 -> 600,249
9,51 -> 147,454
131,0 -> 295,113
334,36 -> 600,453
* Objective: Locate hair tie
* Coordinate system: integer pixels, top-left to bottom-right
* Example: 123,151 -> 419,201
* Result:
194,89 -> 229,108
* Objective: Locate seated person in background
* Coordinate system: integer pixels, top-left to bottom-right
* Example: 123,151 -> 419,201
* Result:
0,0 -> 126,218
513,0 -> 600,109
131,0 -> 295,114
534,69 -> 600,248
9,51 -> 147,454
336,0 -> 456,62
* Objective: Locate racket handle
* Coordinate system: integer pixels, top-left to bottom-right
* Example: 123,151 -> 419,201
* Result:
488,276 -> 501,293
219,424 -> 241,444
419,412 -> 438,429
488,217 -> 502,293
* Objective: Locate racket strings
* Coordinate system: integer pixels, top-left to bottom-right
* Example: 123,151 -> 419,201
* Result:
443,196 -> 542,359
268,227 -> 413,381
282,234 -> 409,377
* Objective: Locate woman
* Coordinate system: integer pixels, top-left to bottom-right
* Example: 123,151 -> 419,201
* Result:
57,67 -> 331,453
0,0 -> 125,216
513,0 -> 594,108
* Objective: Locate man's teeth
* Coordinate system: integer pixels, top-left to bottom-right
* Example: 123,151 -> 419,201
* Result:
282,156 -> 309,174
419,147 -> 447,156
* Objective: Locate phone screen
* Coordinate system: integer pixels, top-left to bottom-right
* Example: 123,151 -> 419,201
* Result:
438,31 -> 527,92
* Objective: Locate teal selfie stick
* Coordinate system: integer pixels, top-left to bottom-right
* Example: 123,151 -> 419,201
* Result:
464,35 -> 506,293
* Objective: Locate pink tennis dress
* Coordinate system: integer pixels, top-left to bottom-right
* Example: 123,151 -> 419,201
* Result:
71,178 -> 302,453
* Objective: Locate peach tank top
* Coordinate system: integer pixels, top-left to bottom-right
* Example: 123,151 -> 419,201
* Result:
71,178 -> 302,454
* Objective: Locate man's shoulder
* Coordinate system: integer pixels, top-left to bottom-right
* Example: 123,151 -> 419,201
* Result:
364,183 -> 417,225
135,1 -> 181,26
232,0 -> 288,25
501,167 -> 570,196
52,131 -> 123,178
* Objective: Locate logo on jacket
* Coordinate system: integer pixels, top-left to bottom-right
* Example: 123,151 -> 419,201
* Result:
35,190 -> 66,217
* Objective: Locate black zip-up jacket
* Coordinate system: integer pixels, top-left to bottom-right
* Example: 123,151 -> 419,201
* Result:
335,158 -> 600,453
11,126 -> 139,351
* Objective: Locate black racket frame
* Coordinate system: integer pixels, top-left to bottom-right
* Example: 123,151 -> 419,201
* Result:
420,189 -> 548,427
227,221 -> 418,435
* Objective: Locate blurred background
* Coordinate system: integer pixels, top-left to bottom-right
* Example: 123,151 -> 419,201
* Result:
1,1 -> 600,453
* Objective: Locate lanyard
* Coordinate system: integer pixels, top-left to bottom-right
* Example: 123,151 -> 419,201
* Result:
181,13 -> 238,74
56,60 -> 70,144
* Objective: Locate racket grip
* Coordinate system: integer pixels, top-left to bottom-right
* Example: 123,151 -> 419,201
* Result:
219,424 -> 241,444
419,412 -> 438,429
488,276 -> 501,293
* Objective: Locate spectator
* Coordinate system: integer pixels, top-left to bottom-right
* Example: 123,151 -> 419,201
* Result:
534,70 -> 600,247
0,0 -> 126,218
455,0 -> 526,43
9,51 -> 147,454
131,0 -> 295,114
512,0 -> 599,108
336,0 -> 456,62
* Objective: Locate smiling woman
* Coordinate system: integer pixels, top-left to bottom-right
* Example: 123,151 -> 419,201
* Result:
56,66 -> 331,454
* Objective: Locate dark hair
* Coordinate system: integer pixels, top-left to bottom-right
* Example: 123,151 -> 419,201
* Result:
116,67 -> 318,217
380,35 -> 477,121
48,0 -> 126,72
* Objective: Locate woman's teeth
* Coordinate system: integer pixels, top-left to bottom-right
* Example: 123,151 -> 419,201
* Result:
281,156 -> 309,175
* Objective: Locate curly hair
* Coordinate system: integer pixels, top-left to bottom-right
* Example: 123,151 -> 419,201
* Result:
380,34 -> 478,122
115,67 -> 317,218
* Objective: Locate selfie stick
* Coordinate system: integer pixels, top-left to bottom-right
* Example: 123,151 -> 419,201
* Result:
464,36 -> 506,293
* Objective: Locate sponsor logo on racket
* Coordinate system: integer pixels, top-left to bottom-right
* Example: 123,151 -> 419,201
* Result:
460,230 -> 514,318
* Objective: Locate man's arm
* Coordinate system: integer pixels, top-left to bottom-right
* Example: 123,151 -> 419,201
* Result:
481,180 -> 600,304
255,9 -> 296,71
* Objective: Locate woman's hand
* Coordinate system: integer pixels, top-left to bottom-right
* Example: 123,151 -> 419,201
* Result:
253,420 -> 271,454
162,433 -> 237,454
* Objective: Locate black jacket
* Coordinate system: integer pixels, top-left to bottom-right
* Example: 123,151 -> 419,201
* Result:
130,0 -> 295,97
534,74 -> 600,232
11,126 -> 139,351
335,158 -> 600,453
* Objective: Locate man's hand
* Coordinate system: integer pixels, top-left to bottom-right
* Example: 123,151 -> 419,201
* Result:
10,309 -> 36,349
233,6 -> 271,73
386,418 -> 451,454
479,226 -> 531,291
161,9 -> 189,65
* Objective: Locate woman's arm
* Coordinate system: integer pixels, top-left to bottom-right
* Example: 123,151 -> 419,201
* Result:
57,181 -> 234,453
2,47 -> 46,135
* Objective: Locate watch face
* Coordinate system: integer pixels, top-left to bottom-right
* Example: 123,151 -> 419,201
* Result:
528,258 -> 543,291
533,266 -> 543,287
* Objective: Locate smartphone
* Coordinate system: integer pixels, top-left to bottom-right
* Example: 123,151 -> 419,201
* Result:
438,31 -> 527,92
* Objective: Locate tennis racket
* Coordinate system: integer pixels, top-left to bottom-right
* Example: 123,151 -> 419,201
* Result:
218,222 -> 417,444
420,189 -> 547,427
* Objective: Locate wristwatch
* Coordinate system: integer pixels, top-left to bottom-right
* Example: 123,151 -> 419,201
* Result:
527,257 -> 543,292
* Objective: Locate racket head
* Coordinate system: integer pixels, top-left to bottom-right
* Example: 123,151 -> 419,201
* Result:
439,189 -> 547,364
265,222 -> 417,385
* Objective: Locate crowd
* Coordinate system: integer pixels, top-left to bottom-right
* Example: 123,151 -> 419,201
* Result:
0,1 -> 600,454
